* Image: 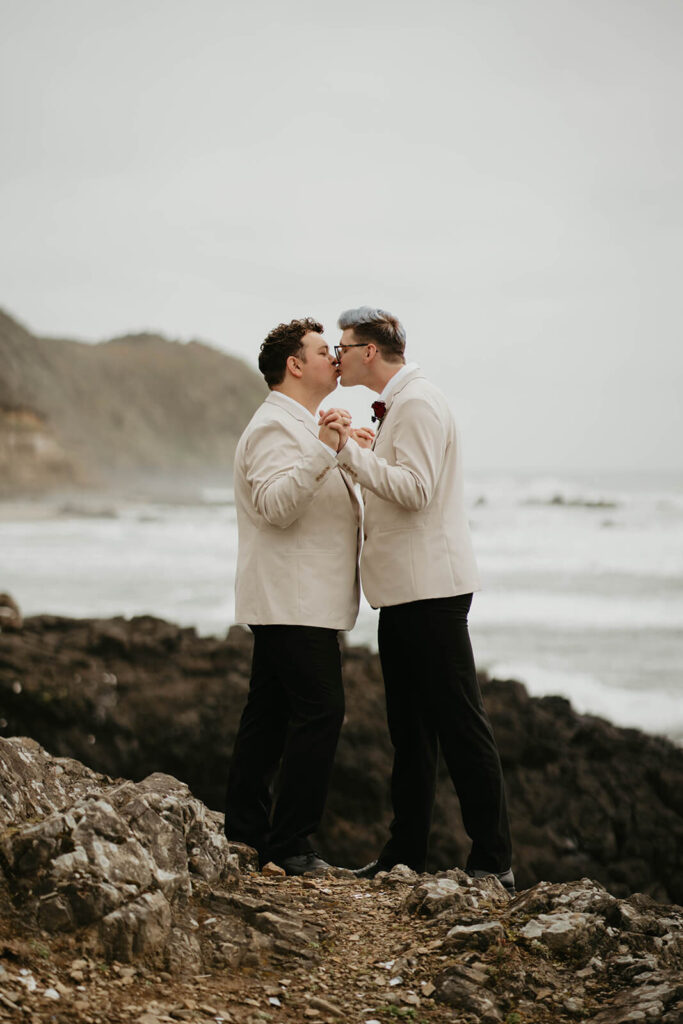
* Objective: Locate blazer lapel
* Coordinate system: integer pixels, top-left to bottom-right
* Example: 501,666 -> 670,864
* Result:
371,368 -> 425,448
265,392 -> 319,439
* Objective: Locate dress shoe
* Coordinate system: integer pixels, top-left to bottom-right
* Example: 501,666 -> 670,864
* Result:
278,851 -> 332,876
352,859 -> 392,879
468,867 -> 516,896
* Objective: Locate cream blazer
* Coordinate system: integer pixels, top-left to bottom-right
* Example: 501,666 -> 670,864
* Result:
234,392 -> 361,630
337,368 -> 480,608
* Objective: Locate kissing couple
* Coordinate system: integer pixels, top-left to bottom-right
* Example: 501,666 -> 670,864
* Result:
224,306 -> 514,895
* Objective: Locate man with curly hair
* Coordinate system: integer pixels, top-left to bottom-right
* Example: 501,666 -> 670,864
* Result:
225,318 -> 361,875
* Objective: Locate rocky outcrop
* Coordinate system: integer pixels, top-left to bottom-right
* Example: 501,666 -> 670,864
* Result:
392,871 -> 683,1022
0,737 -> 682,1024
0,736 -> 321,976
1,612 -> 682,906
398,868 -> 683,1022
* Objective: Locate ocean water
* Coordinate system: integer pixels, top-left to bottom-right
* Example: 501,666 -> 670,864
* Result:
2,471 -> 682,744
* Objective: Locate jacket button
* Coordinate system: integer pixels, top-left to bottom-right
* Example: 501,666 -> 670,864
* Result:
363,532 -> 368,541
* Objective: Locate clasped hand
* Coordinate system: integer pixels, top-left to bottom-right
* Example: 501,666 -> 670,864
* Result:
318,409 -> 375,452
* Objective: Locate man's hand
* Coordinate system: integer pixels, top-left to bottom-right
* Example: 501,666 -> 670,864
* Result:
318,408 -> 351,452
350,426 -> 375,449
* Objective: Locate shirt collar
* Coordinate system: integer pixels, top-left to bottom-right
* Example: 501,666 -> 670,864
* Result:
379,362 -> 419,403
273,391 -> 318,428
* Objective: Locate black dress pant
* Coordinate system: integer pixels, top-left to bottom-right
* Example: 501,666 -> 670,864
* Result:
376,594 -> 512,873
224,625 -> 344,864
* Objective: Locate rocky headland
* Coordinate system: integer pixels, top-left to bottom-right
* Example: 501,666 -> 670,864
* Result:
0,309 -> 264,497
1,610 -> 682,909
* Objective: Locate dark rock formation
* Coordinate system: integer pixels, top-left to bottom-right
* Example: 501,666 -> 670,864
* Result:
1,612 -> 682,906
0,307 -> 265,496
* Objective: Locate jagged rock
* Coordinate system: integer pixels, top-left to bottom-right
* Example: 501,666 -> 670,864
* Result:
518,909 -> 604,957
434,962 -> 503,1022
510,875 -> 618,917
0,756 -> 238,941
444,919 -> 507,950
407,874 -> 683,1021
0,735 -> 104,830
0,736 -> 263,970
509,880 -> 617,963
588,973 -> 683,1023
252,910 -> 314,945
100,891 -> 173,961
208,890 -> 319,954
403,868 -> 506,920
505,877 -> 683,971
403,871 -> 477,917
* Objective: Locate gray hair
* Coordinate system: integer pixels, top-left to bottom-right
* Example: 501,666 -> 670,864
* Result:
337,306 -> 407,345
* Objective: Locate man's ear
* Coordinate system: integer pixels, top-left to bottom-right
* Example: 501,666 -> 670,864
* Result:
364,343 -> 377,363
286,354 -> 304,378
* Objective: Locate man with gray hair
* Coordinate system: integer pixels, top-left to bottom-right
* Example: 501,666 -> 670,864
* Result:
322,306 -> 514,893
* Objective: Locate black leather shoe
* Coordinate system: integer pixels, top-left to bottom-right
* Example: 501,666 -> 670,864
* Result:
279,851 -> 331,876
352,859 -> 391,879
468,867 -> 516,896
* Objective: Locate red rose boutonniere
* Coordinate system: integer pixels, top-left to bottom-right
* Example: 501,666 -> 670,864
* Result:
371,401 -> 386,424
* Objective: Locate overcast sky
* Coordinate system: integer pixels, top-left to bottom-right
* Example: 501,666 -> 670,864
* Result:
2,0 -> 682,474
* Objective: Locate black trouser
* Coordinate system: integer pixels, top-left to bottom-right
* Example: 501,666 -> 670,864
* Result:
224,624 -> 344,865
376,594 -> 512,873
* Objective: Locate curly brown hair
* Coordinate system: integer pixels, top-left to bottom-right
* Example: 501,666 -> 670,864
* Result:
258,317 -> 324,388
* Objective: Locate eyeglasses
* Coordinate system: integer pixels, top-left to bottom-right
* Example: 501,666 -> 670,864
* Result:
334,343 -> 369,361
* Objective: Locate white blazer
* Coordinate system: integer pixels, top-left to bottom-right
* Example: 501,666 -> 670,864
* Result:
337,368 -> 480,608
234,392 -> 361,630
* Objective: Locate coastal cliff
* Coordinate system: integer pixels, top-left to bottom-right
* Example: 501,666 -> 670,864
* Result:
0,309 -> 265,497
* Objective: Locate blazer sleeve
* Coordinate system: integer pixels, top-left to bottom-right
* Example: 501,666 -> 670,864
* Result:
244,419 -> 338,528
338,397 -> 446,510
